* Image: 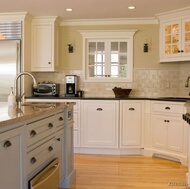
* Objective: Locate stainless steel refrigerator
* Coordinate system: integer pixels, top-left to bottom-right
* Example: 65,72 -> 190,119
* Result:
0,40 -> 20,102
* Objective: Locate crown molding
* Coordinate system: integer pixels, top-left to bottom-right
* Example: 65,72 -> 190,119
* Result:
60,17 -> 158,26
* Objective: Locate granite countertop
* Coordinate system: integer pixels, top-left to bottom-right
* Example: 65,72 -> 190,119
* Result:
0,102 -> 70,128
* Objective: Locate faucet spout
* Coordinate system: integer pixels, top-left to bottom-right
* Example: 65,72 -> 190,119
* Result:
185,76 -> 190,88
14,71 -> 37,107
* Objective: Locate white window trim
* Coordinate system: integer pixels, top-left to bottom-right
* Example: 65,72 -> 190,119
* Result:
79,30 -> 137,82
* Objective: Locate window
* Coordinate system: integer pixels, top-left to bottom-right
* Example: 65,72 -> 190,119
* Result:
80,30 -> 137,82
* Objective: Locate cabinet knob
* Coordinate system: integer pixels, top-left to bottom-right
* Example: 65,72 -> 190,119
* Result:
3,140 -> 12,148
59,117 -> 63,121
48,123 -> 53,128
165,107 -> 170,110
129,107 -> 135,111
48,62 -> 51,64
48,146 -> 53,152
96,108 -> 103,111
30,130 -> 37,137
30,157 -> 37,164
57,138 -> 61,141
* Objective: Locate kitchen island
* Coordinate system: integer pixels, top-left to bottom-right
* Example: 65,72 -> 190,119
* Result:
0,102 -> 76,189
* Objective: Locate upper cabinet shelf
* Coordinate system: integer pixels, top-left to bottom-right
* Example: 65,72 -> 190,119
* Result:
157,7 -> 190,63
31,16 -> 61,72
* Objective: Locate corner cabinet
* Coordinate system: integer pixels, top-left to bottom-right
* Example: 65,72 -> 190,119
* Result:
31,16 -> 61,72
81,100 -> 119,148
157,8 -> 190,62
79,30 -> 137,82
151,101 -> 188,164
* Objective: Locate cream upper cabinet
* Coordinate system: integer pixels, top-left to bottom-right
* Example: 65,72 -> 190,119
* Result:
31,16 -> 61,72
120,100 -> 144,148
81,100 -> 119,148
157,8 -> 190,62
79,30 -> 137,82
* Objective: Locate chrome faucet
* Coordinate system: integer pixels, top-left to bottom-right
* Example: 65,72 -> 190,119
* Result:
185,76 -> 190,87
14,71 -> 37,107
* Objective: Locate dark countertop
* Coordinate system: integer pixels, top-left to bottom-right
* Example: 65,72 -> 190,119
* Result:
25,95 -> 190,102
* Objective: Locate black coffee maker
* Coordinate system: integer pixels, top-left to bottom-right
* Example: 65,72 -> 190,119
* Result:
65,75 -> 78,97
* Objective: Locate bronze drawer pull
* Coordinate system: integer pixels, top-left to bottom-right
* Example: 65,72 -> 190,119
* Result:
48,123 -> 53,128
57,138 -> 61,141
97,108 -> 103,111
3,140 -> 12,148
30,157 -> 37,164
48,146 -> 53,152
129,108 -> 135,111
59,117 -> 63,121
30,130 -> 37,137
165,107 -> 170,110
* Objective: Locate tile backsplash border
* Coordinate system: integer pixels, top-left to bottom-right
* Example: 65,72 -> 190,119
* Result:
32,67 -> 190,98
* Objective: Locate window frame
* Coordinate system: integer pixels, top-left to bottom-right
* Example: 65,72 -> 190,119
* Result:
79,30 -> 137,82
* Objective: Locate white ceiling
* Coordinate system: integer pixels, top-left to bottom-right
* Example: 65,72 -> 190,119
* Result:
0,0 -> 190,19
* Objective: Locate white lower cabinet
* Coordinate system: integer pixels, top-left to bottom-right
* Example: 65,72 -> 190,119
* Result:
81,100 -> 119,148
151,101 -> 187,164
0,126 -> 24,189
120,100 -> 144,148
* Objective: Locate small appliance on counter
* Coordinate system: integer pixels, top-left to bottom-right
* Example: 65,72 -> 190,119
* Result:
65,75 -> 78,97
33,81 -> 60,97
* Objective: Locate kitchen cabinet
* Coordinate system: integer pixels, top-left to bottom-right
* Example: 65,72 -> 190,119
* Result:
157,8 -> 190,62
120,100 -> 144,148
151,101 -> 187,164
81,100 -> 119,148
31,16 -> 61,72
0,126 -> 24,189
80,30 -> 136,82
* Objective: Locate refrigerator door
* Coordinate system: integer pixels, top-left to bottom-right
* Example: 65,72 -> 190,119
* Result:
0,40 -> 20,101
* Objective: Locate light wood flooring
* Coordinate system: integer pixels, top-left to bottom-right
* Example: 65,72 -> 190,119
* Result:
68,154 -> 188,189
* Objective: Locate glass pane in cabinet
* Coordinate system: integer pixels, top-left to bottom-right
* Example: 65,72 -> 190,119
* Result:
95,64 -> 105,77
89,66 -> 95,77
172,35 -> 179,43
185,33 -> 190,42
119,55 -> 127,65
89,42 -> 96,53
97,42 -> 104,52
111,42 -> 118,51
111,65 -> 118,77
111,54 -> 118,63
185,22 -> 190,31
119,66 -> 127,77
185,43 -> 190,53
89,54 -> 95,65
165,45 -> 171,54
120,42 -> 127,52
171,24 -> 179,35
165,36 -> 171,44
172,44 -> 179,54
165,25 -> 171,34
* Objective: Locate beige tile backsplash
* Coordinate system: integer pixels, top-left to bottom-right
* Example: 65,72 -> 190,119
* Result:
33,67 -> 190,98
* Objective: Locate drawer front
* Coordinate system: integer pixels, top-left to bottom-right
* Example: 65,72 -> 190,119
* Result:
55,112 -> 64,129
152,101 -> 184,114
27,116 -> 55,147
27,139 -> 55,174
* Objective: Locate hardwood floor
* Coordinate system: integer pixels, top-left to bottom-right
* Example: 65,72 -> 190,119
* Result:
69,154 -> 188,189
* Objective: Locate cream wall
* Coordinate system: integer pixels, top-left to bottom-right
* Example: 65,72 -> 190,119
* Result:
33,22 -> 190,97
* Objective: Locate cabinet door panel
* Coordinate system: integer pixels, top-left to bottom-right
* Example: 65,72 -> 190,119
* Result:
81,101 -> 118,148
152,114 -> 167,149
167,116 -> 184,152
120,102 -> 142,147
0,127 -> 23,189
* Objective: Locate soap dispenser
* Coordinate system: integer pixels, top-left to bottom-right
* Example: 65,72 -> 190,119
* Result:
8,87 -> 16,107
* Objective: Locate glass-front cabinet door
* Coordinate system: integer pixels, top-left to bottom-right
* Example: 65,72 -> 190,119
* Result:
80,30 -> 136,82
160,18 -> 190,62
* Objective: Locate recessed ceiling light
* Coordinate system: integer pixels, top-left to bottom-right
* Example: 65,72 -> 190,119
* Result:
128,6 -> 135,10
66,8 -> 72,12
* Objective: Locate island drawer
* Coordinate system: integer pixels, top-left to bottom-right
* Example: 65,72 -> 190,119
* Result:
27,138 -> 55,174
55,111 -> 64,130
151,101 -> 184,114
26,115 -> 55,147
